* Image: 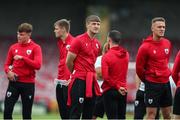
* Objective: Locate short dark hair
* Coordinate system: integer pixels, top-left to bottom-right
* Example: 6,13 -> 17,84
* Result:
18,23 -> 33,33
152,17 -> 165,24
108,30 -> 122,45
86,15 -> 101,24
54,19 -> 70,32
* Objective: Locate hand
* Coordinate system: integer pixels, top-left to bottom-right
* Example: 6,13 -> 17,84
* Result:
7,71 -> 16,81
118,87 -> 127,96
64,79 -> 71,86
14,55 -> 23,60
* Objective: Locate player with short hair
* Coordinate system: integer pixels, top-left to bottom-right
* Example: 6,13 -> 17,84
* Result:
66,15 -> 101,119
92,43 -> 109,119
136,17 -> 172,119
53,19 -> 74,119
102,30 -> 129,119
4,23 -> 42,119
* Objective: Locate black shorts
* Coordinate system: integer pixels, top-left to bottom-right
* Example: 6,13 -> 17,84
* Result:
134,90 -> 146,119
144,80 -> 172,107
134,89 -> 160,119
93,95 -> 105,118
103,89 -> 127,119
173,87 -> 180,115
69,78 -> 96,119
56,84 -> 69,119
4,81 -> 34,119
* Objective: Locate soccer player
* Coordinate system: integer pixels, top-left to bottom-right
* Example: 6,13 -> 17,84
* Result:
4,23 -> 42,119
134,74 -> 160,119
66,15 -> 101,119
53,19 -> 74,119
136,17 -> 172,119
92,55 -> 104,119
172,50 -> 180,119
101,30 -> 129,119
92,43 -> 109,119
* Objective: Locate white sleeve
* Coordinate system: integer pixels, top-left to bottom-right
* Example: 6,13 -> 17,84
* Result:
169,76 -> 176,88
95,56 -> 102,68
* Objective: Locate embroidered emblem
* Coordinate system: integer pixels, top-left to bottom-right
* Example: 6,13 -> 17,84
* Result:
29,95 -> 32,99
148,99 -> 153,104
164,48 -> 169,54
7,91 -> 12,97
79,97 -> 84,104
96,43 -> 99,49
66,45 -> 70,50
26,50 -> 32,55
135,100 -> 139,106
153,50 -> 156,54
8,65 -> 13,70
15,49 -> 18,53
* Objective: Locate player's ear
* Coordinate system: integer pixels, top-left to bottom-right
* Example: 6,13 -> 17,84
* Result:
151,24 -> 154,32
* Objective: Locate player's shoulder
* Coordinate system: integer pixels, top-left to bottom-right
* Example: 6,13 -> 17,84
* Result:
11,42 -> 19,47
75,33 -> 86,39
30,40 -> 41,49
72,33 -> 85,43
68,33 -> 75,40
102,50 -> 111,60
161,37 -> 171,44
138,41 -> 149,51
177,50 -> 180,57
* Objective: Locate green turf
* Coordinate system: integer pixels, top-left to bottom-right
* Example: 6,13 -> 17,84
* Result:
0,112 -> 134,119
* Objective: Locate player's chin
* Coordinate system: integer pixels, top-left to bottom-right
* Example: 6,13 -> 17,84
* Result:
93,30 -> 99,34
55,34 -> 60,38
18,40 -> 22,43
159,34 -> 164,37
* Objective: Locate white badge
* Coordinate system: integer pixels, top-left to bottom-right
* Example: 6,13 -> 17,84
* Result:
26,50 -> 32,55
164,48 -> 169,54
148,99 -> 153,104
79,97 -> 84,104
7,91 -> 12,97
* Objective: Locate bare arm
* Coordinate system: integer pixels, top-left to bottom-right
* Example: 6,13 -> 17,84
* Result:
95,67 -> 102,80
135,74 -> 141,90
66,51 -> 77,73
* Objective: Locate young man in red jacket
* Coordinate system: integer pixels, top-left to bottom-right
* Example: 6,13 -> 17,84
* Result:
101,30 -> 129,119
4,23 -> 42,119
53,19 -> 73,119
136,17 -> 172,119
66,15 -> 101,119
172,50 -> 180,119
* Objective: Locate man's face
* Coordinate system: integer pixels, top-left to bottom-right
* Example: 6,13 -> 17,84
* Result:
87,21 -> 100,34
54,25 -> 66,38
17,32 -> 30,44
152,21 -> 165,37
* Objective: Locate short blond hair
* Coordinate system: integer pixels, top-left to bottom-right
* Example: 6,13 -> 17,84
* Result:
152,17 -> 165,24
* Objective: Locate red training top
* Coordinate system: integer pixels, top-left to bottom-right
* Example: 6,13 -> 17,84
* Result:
67,32 -> 101,106
57,34 -> 73,80
101,46 -> 129,92
4,40 -> 42,83
136,35 -> 171,83
172,50 -> 180,87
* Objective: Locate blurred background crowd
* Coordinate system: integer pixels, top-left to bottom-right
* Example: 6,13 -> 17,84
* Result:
0,0 -> 179,115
